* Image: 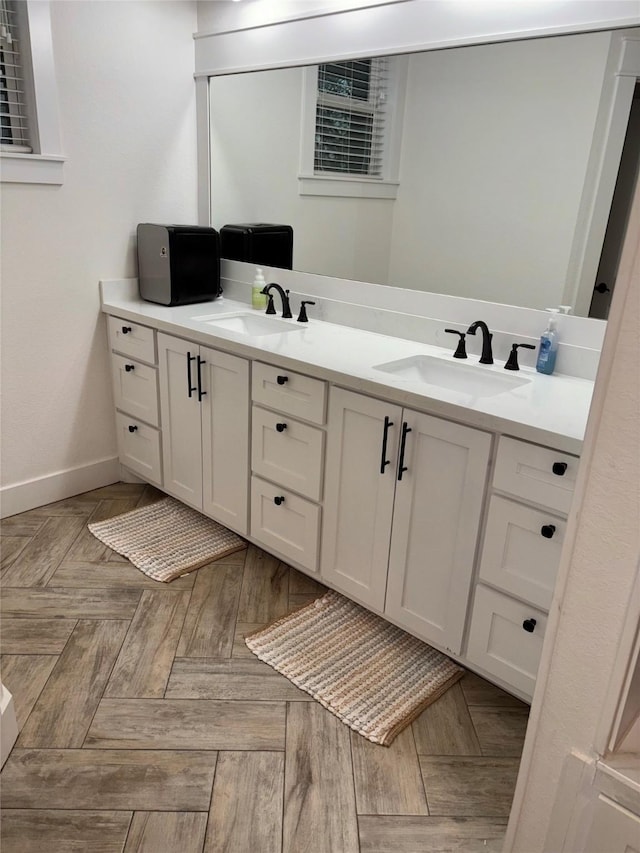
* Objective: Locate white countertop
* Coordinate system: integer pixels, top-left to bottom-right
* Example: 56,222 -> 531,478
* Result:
101,290 -> 594,455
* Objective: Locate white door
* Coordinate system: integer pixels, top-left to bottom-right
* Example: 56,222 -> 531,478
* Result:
321,387 -> 401,611
158,333 -> 203,508
385,411 -> 491,653
200,345 -> 250,534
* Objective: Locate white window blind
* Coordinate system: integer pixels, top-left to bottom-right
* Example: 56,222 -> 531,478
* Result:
314,58 -> 388,178
1,0 -> 31,151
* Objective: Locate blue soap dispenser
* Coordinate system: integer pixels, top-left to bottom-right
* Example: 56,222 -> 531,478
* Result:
536,309 -> 560,375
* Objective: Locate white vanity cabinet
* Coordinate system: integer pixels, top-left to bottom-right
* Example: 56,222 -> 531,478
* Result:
108,317 -> 162,486
321,387 -> 492,654
157,332 -> 249,535
466,436 -> 579,698
250,362 -> 326,573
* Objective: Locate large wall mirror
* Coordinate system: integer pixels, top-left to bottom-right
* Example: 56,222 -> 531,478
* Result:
209,30 -> 640,319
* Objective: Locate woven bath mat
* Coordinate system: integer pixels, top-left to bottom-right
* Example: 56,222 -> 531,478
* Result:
88,497 -> 246,582
246,590 -> 464,746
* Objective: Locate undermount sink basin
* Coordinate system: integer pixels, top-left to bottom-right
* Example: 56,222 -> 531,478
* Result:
192,312 -> 303,336
373,354 -> 531,398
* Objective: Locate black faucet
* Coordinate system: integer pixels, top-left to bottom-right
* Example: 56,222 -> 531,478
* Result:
466,320 -> 494,364
261,283 -> 292,319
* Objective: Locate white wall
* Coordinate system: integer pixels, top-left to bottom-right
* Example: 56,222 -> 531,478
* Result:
389,33 -> 611,308
209,67 -> 395,283
197,0 -> 403,34
0,0 -> 198,515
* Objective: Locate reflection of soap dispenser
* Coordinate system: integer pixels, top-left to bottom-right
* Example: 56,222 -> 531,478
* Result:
252,268 -> 267,310
536,309 -> 560,375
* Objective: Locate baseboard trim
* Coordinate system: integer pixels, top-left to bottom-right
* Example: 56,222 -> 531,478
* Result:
0,456 -> 121,518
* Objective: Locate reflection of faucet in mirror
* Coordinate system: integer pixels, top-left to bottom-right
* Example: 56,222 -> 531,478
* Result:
466,321 -> 494,364
209,29 -> 634,320
261,283 -> 292,318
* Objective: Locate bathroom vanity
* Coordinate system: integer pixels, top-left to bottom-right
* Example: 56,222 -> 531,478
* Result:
101,276 -> 597,703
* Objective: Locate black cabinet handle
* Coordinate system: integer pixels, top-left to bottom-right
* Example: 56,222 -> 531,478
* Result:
186,352 -> 197,398
552,462 -> 568,476
197,357 -> 206,401
397,422 -> 412,481
276,422 -> 287,433
541,524 -> 556,539
274,496 -> 285,506
380,415 -> 394,474
121,326 -> 132,334
522,618 -> 537,633
276,375 -> 288,386
128,425 -> 138,433
124,364 -> 135,372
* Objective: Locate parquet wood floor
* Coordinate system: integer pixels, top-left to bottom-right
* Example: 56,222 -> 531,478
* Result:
0,483 -> 529,852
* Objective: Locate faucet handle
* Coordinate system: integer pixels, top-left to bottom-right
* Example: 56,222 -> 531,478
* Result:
261,288 -> 276,315
297,301 -> 316,323
282,289 -> 293,319
444,329 -> 468,359
504,342 -> 536,371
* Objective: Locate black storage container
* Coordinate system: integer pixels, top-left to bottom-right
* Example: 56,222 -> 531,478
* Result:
220,223 -> 293,270
137,224 -> 221,306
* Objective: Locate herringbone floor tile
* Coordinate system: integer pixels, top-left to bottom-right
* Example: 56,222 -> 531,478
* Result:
0,483 -> 528,852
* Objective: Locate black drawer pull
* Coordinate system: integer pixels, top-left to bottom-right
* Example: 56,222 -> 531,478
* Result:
522,618 -> 537,633
274,496 -> 285,506
186,352 -> 197,398
552,461 -> 567,476
380,415 -> 394,474
197,357 -> 207,401
128,425 -> 138,433
124,364 -> 135,372
276,375 -> 288,386
121,326 -> 132,334
397,422 -> 412,481
540,524 -> 556,539
276,422 -> 287,433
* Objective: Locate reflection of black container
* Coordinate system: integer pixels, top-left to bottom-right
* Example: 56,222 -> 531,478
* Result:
220,223 -> 293,270
137,224 -> 221,306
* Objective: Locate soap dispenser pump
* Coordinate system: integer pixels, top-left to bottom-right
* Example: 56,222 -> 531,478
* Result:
536,309 -> 560,375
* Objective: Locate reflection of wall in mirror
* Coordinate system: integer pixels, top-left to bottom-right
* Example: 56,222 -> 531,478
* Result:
209,31 -> 611,310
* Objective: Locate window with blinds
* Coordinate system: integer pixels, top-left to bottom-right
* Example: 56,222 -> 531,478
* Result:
1,0 -> 31,151
314,58 -> 388,178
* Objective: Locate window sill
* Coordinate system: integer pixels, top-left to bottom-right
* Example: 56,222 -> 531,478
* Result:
298,174 -> 399,199
1,153 -> 65,185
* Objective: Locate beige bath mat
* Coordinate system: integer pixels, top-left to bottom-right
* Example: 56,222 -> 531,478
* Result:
246,590 -> 464,745
88,496 -> 246,582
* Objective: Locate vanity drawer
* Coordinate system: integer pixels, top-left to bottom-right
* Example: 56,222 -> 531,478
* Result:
250,475 -> 321,573
466,584 -> 547,700
111,354 -> 159,427
108,316 -> 156,365
252,362 -> 327,425
493,436 -> 578,514
479,496 -> 565,611
251,406 -> 324,501
115,412 -> 162,487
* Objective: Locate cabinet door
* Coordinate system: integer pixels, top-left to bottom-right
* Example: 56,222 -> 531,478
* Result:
385,411 -> 491,653
466,584 -> 546,698
158,333 -> 203,507
583,795 -> 640,853
479,495 -> 565,611
200,345 -> 249,535
321,387 -> 401,611
111,354 -> 159,427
